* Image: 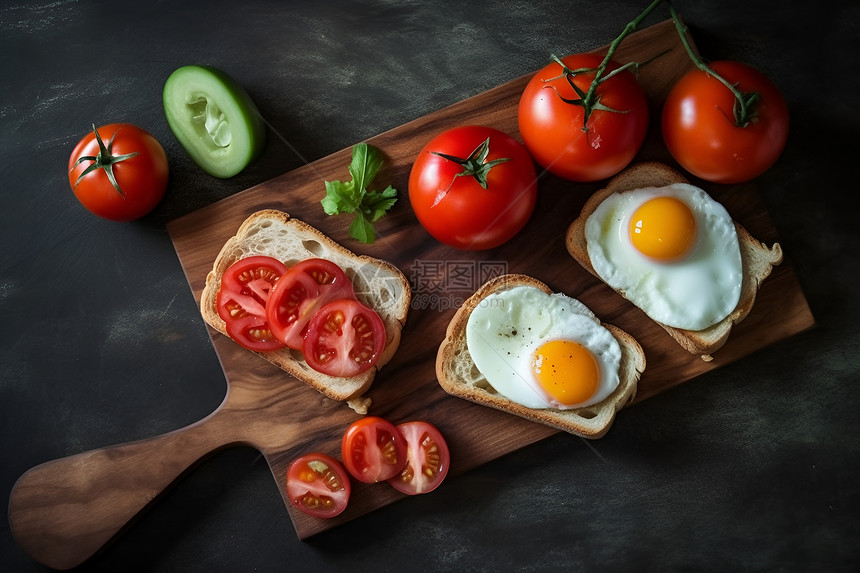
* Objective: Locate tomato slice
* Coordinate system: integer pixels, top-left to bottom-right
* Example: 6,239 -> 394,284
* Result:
265,258 -> 357,349
163,65 -> 266,178
286,453 -> 351,519
341,417 -> 407,483
386,421 -> 451,495
216,255 -> 287,351
302,299 -> 386,377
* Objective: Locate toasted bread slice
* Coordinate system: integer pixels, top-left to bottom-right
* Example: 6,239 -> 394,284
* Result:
435,274 -> 646,439
200,209 -> 411,412
566,162 -> 783,361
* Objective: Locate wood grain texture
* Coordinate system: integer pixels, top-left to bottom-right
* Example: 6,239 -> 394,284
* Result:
7,20 -> 815,568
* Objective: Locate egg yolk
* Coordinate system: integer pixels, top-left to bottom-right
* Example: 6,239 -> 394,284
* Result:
531,340 -> 600,406
629,196 -> 697,261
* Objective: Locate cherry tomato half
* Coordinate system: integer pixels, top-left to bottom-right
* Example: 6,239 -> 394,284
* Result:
303,299 -> 386,377
216,255 -> 287,351
518,53 -> 649,182
341,416 -> 407,483
386,421 -> 450,495
266,258 -> 356,349
286,453 -> 351,519
408,125 -> 537,250
661,60 -> 789,184
68,123 -> 169,221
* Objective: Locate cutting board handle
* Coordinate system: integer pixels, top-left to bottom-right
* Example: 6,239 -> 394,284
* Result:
8,407 -> 235,570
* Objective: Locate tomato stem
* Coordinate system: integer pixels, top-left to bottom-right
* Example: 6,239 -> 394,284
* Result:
545,0 -> 664,127
70,124 -> 139,197
591,0 -> 665,87
668,4 -> 759,127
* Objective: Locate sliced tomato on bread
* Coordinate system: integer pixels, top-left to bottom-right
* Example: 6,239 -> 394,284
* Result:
266,258 -> 357,349
216,255 -> 287,351
303,299 -> 386,378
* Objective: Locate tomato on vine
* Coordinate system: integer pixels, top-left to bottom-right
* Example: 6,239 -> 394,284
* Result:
518,53 -> 649,182
517,1 -> 665,183
68,123 -> 169,221
661,9 -> 789,183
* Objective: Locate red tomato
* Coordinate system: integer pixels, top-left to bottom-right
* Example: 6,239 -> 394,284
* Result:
386,421 -> 450,495
266,258 -> 356,349
661,61 -> 789,184
286,453 -> 351,519
68,123 -> 169,221
341,416 -> 407,483
408,125 -> 537,250
216,255 -> 288,351
303,299 -> 386,377
518,53 -> 649,182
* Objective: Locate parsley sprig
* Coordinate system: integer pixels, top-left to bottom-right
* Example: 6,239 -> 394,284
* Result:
321,143 -> 398,244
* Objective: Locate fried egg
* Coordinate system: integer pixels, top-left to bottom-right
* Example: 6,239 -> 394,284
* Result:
585,183 -> 742,331
465,286 -> 621,410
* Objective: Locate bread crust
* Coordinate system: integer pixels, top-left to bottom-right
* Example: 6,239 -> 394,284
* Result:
565,162 -> 783,361
435,274 -> 646,439
200,209 -> 411,408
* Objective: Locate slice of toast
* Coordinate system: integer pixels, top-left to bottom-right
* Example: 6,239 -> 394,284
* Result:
200,209 -> 411,412
566,162 -> 783,361
435,274 -> 646,439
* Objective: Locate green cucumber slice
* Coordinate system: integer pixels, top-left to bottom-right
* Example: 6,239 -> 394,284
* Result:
163,65 -> 266,178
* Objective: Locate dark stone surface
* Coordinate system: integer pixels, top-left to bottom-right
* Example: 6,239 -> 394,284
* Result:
2,1 -> 858,571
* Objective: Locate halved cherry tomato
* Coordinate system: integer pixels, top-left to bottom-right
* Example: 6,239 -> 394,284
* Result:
303,299 -> 385,378
341,416 -> 407,483
286,453 -> 351,519
266,258 -> 356,349
216,255 -> 287,351
387,421 -> 450,495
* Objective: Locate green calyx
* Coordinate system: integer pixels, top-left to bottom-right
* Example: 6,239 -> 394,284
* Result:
70,124 -> 139,197
541,0 -> 664,129
544,55 -> 631,131
431,137 -> 509,206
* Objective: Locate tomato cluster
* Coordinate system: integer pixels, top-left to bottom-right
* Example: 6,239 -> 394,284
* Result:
216,256 -> 386,378
287,417 -> 450,519
407,22 -> 789,249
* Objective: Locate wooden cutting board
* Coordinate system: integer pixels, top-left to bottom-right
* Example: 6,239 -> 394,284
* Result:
166,17 -> 814,535
8,19 -> 814,570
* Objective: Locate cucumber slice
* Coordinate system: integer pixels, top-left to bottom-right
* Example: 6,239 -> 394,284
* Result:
163,65 -> 266,178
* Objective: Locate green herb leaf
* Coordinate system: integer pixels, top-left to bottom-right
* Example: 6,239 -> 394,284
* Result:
364,185 -> 398,223
322,179 -> 358,214
349,211 -> 375,244
321,143 -> 398,244
348,143 -> 383,194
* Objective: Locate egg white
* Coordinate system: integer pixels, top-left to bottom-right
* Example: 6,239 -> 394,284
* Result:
585,183 -> 742,331
465,286 -> 621,410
